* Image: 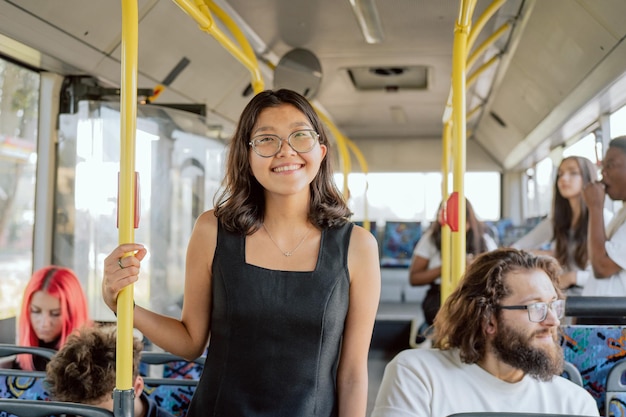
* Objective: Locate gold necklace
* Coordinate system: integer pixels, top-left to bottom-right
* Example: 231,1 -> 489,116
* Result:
262,223 -> 312,257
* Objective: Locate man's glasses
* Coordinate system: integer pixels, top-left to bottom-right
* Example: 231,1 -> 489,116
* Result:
497,299 -> 565,323
249,129 -> 319,158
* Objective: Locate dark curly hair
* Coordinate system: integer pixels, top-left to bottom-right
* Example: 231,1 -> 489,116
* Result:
45,325 -> 143,404
433,248 -> 563,363
214,89 -> 351,234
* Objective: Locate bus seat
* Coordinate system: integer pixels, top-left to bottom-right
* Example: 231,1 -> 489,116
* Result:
447,413 -> 597,417
142,377 -> 198,417
0,398 -> 113,417
559,325 -> 626,413
562,361 -> 584,387
0,369 -> 49,400
0,344 -> 57,401
0,344 -> 56,361
139,350 -> 205,379
606,360 -> 626,417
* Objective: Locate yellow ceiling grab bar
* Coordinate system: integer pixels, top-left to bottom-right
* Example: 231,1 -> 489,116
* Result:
170,0 -> 264,94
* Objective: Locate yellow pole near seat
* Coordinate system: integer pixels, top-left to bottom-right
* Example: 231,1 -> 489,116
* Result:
116,0 -> 138,416
313,106 -> 352,197
346,138 -> 371,230
440,121 -> 453,301
450,0 -> 474,287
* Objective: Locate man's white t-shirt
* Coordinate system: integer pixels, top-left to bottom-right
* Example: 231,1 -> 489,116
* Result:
371,348 -> 599,417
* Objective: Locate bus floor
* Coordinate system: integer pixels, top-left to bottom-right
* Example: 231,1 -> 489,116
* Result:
367,301 -> 423,414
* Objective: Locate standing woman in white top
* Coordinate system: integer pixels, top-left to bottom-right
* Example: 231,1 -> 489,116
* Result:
409,199 -> 497,327
513,156 -> 612,296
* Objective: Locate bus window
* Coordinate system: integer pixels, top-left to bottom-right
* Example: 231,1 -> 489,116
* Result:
0,57 -> 40,322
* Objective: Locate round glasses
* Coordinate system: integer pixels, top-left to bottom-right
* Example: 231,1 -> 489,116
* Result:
498,299 -> 565,323
249,129 -> 319,158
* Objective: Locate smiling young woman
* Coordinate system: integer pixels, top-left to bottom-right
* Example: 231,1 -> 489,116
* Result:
102,89 -> 381,417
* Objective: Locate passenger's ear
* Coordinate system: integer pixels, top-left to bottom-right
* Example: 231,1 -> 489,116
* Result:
484,312 -> 497,335
133,375 -> 145,397
319,143 -> 327,160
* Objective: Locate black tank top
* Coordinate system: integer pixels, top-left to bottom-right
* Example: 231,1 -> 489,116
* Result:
187,221 -> 353,417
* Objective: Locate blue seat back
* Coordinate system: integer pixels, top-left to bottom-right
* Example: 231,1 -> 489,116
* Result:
139,350 -> 205,380
606,360 -> 626,417
559,325 -> 626,413
143,377 -> 198,417
0,398 -> 113,417
0,370 -> 50,400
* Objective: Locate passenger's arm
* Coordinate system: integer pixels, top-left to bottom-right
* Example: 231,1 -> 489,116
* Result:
337,226 -> 381,417
583,183 -> 621,278
408,255 -> 440,286
102,210 -> 216,360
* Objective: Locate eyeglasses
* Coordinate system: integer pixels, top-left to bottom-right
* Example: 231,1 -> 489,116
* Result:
497,299 -> 565,323
249,129 -> 320,158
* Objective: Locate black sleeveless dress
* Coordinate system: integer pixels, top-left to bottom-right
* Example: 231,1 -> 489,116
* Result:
187,221 -> 353,417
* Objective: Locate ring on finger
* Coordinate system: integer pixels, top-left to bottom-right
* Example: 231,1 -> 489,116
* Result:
118,258 -> 125,269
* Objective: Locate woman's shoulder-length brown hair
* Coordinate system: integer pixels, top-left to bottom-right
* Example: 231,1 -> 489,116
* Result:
214,89 -> 351,234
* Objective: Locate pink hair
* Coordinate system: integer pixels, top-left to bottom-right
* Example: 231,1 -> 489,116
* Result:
17,266 -> 90,370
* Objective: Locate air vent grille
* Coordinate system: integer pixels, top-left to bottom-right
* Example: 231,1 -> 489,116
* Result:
347,66 -> 429,91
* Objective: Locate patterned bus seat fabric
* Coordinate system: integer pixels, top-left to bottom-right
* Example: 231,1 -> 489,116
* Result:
139,351 -> 205,380
0,398 -> 113,417
559,325 -> 626,414
606,359 -> 626,417
0,371 -> 50,400
142,378 -> 198,417
162,361 -> 203,380
609,394 -> 626,417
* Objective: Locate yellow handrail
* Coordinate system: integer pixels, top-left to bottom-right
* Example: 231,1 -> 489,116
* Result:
117,0 -> 138,397
467,54 -> 499,89
440,121 -> 453,301
466,22 -> 510,71
450,0 -> 475,289
171,0 -> 264,94
313,105 -> 352,197
467,0 -> 507,54
346,137 -> 370,230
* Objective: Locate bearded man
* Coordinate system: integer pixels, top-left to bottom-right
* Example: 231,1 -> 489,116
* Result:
371,248 -> 599,417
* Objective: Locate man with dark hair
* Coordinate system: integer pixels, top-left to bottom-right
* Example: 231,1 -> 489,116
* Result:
45,326 -> 174,417
582,136 -> 626,308
371,248 -> 598,416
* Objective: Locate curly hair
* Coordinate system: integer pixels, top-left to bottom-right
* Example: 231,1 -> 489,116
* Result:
45,326 -> 143,404
18,265 -> 91,370
432,248 -> 562,363
214,89 -> 351,234
552,156 -> 597,269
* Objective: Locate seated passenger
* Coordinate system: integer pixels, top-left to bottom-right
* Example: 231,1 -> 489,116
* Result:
512,156 -> 612,296
1,266 -> 90,370
45,326 -> 174,417
372,248 -> 599,417
409,198 -> 497,328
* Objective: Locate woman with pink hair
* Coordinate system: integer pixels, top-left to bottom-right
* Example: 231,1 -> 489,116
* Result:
15,266 -> 90,370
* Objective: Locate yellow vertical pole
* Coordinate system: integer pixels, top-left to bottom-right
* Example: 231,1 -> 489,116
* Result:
450,1 -> 474,286
440,121 -> 453,301
116,1 -> 137,415
314,106 -> 352,197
